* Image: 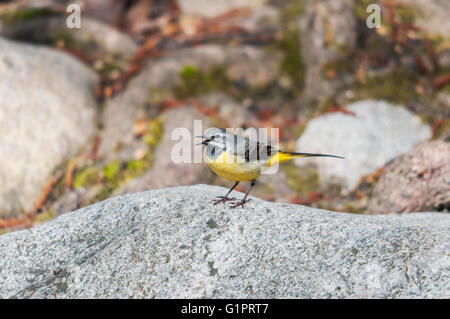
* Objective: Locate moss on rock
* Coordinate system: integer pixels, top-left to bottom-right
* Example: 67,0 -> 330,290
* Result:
35,209 -> 58,223
74,167 -> 100,190
174,66 -> 233,99
352,68 -> 419,105
0,7 -> 60,25
97,116 -> 165,200
103,161 -> 121,184
277,28 -> 304,90
282,162 -> 320,197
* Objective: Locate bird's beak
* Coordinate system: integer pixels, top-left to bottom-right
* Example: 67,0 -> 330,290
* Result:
195,137 -> 210,146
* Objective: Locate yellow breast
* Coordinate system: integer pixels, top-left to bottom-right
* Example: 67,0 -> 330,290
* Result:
206,151 -> 262,182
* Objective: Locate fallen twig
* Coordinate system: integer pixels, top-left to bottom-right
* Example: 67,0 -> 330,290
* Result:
34,170 -> 64,213
433,73 -> 450,90
0,212 -> 36,230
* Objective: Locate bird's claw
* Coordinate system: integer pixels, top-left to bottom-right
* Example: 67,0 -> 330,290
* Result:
230,199 -> 252,208
213,196 -> 236,205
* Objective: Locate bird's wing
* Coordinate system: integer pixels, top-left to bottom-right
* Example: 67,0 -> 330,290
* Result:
253,141 -> 276,162
227,134 -> 277,163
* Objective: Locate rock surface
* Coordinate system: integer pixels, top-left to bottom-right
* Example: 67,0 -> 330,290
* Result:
0,17 -> 138,58
0,37 -> 98,219
367,141 -> 450,214
0,185 -> 448,298
396,0 -> 450,38
296,100 -> 431,190
199,93 -> 252,128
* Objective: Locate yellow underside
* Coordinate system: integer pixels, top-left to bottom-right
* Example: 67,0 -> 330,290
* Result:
206,151 -> 302,182
206,151 -> 261,182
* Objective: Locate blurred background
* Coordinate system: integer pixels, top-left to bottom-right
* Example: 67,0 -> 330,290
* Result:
0,0 -> 448,233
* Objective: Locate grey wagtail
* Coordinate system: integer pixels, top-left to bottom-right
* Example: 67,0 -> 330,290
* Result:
197,128 -> 344,208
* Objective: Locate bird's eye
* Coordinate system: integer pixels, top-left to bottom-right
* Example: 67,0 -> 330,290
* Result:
210,135 -> 215,140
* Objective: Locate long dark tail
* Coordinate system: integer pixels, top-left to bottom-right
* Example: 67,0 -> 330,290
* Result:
277,151 -> 344,163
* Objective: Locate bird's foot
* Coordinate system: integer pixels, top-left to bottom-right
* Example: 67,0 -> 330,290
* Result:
213,196 -> 236,205
230,199 -> 252,208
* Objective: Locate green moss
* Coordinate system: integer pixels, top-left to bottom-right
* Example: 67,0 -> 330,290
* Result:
174,66 -> 232,99
97,116 -> 165,200
0,7 -> 59,25
36,209 -> 58,223
294,123 -> 308,138
271,0 -> 305,94
278,28 -> 304,90
442,82 -> 450,94
352,69 -> 419,104
282,162 -> 320,197
103,161 -> 121,183
180,65 -> 199,79
344,203 -> 365,214
73,167 -> 99,190
0,229 -> 4,236
70,115 -> 165,204
144,116 -> 165,147
127,160 -> 146,174
281,0 -> 304,23
420,114 -> 433,126
124,159 -> 151,181
95,186 -> 116,202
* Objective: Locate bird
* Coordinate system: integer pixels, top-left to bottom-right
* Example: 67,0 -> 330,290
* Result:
197,128 -> 344,208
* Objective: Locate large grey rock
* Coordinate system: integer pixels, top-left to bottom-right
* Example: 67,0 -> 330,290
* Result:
0,185 -> 448,298
367,141 -> 450,214
396,0 -> 450,39
99,45 -> 281,158
0,38 -> 98,219
0,16 -> 137,58
296,100 -> 431,190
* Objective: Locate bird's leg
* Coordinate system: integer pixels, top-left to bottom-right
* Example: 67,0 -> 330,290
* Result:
231,180 -> 256,208
213,181 -> 239,205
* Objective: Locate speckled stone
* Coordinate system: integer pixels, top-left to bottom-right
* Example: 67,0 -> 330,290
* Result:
0,185 -> 448,298
0,37 -> 98,219
296,100 -> 431,190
